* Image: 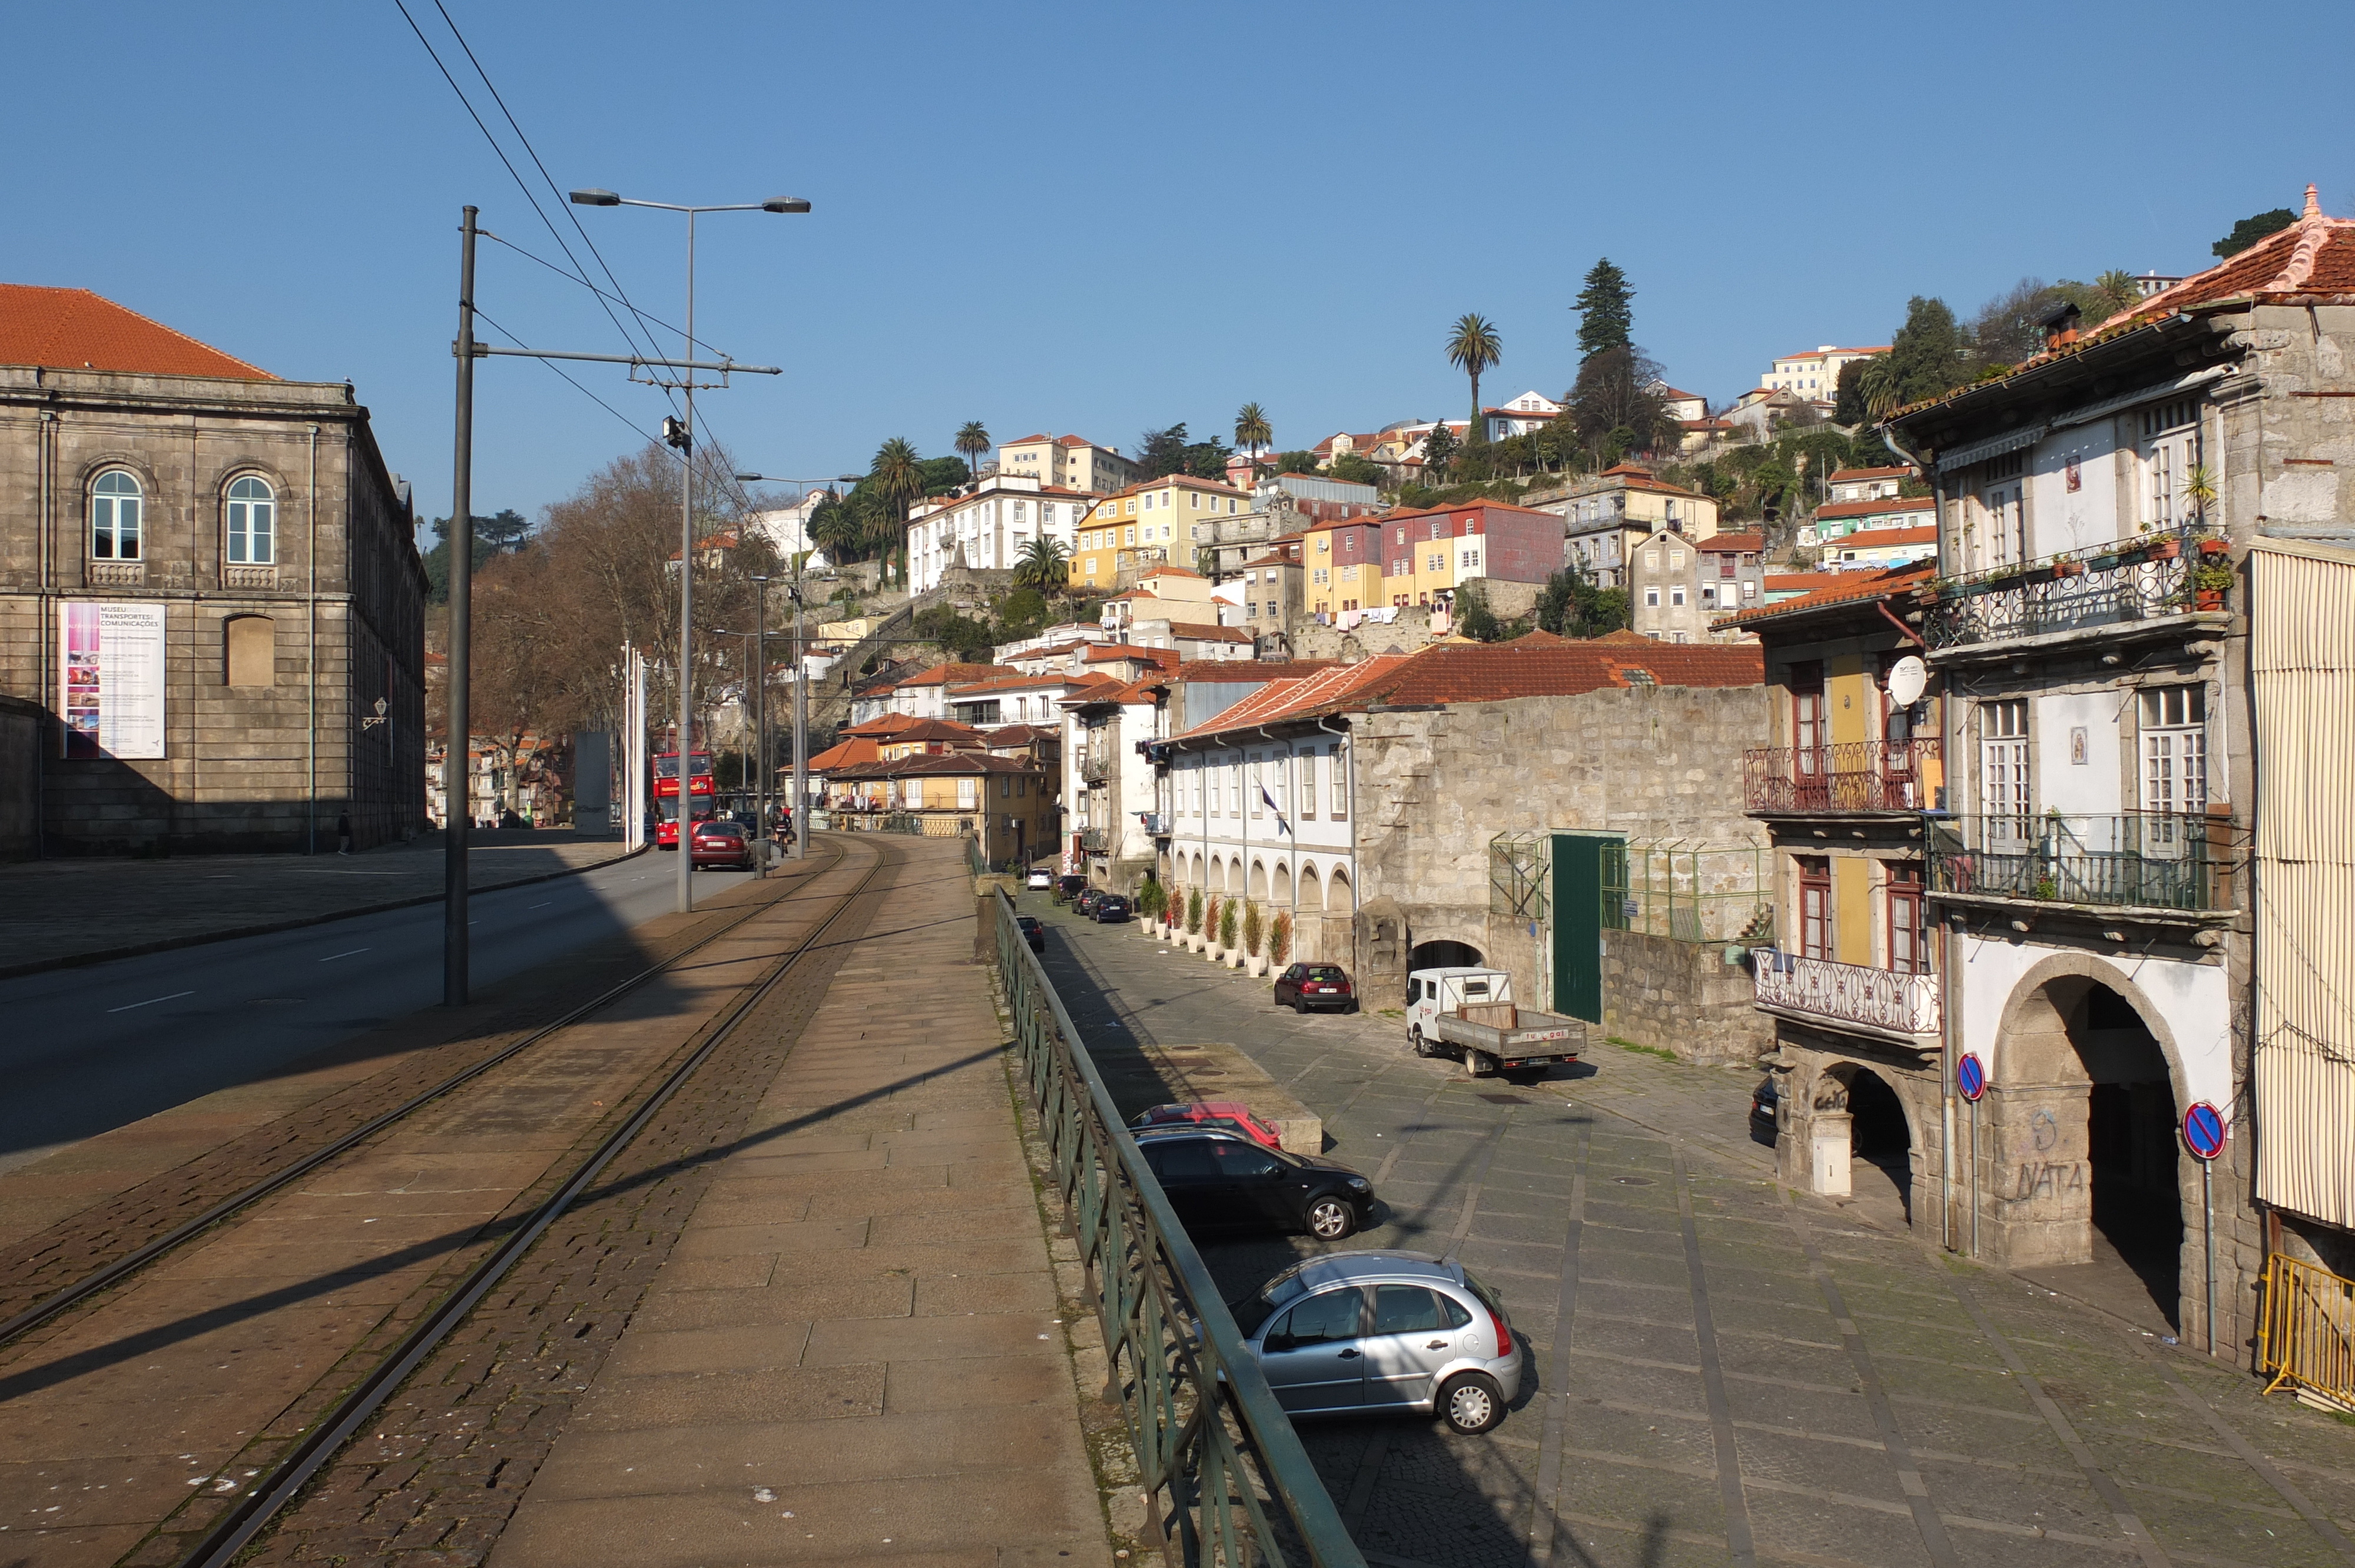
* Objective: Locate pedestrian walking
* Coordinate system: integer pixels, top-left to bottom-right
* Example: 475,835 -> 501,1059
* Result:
336,811 -> 354,856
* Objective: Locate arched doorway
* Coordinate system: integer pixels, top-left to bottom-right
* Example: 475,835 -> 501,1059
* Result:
1208,855 -> 1225,891
2080,983 -> 2182,1320
1846,1068 -> 1912,1222
1272,862 -> 1292,905
1409,938 -> 1484,971
1299,863 -> 1321,910
1248,859 -> 1267,900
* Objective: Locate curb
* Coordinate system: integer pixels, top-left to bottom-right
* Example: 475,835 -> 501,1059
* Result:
0,845 -> 651,982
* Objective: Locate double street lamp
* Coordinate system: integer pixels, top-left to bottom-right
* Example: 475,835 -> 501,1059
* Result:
570,187 -> 810,913
732,473 -> 862,861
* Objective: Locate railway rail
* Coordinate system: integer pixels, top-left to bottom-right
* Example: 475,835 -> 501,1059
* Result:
0,832 -> 897,1568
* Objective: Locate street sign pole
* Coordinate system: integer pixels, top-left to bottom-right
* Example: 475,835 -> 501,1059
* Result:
443,205 -> 477,1008
2182,1101 -> 2227,1355
1956,1052 -> 1987,1260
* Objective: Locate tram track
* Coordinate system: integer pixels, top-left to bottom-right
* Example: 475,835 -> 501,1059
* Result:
0,833 -> 901,1568
0,845 -> 847,1354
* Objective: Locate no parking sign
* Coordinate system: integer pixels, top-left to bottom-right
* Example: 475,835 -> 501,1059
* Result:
1956,1052 -> 1986,1102
2182,1101 -> 2227,1162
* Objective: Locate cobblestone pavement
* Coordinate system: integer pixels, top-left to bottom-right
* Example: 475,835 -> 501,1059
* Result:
0,839 -> 883,1568
487,838 -> 1109,1568
0,830 -> 634,976
1028,896 -> 2355,1568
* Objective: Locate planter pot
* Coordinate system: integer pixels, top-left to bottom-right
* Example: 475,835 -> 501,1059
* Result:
2088,553 -> 2121,573
2195,589 -> 2225,610
2197,537 -> 2230,557
1246,955 -> 1267,978
2053,561 -> 2084,577
2147,537 -> 2181,560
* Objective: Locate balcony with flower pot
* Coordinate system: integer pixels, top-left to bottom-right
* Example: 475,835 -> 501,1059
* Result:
1743,738 -> 1942,817
1920,534 -> 2226,660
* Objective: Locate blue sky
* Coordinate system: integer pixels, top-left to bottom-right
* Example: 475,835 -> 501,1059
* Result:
9,2 -> 2350,532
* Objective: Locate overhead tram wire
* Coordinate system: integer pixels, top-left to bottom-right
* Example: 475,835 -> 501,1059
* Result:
390,0 -> 679,411
427,0 -> 687,384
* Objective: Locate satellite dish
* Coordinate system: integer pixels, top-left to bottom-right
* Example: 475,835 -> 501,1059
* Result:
1888,655 -> 1928,707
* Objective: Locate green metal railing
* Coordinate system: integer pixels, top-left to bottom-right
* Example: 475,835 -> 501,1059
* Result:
991,891 -> 1365,1568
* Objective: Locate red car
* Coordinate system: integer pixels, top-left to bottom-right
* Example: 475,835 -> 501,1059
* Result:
1273,962 -> 1356,1013
688,820 -> 755,871
1130,1101 -> 1285,1150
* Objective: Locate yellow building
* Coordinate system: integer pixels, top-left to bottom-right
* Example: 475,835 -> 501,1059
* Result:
1302,518 -> 1385,619
1070,475 -> 1251,590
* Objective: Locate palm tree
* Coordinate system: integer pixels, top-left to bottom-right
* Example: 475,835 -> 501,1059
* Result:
1445,313 -> 1502,438
870,438 -> 926,587
1233,403 -> 1272,466
1014,536 -> 1070,590
954,421 -> 991,481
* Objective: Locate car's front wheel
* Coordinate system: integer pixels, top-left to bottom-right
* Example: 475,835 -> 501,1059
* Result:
1411,1028 -> 1434,1058
1306,1197 -> 1357,1240
1438,1372 -> 1504,1434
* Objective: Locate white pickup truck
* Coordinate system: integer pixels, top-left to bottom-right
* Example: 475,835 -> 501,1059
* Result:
1406,967 -> 1586,1078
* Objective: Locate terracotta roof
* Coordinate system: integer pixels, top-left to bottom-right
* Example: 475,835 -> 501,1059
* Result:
0,284 -> 276,380
1237,551 -> 1302,570
1174,659 -> 1337,682
1833,525 -> 1939,549
1159,622 -> 1252,643
878,717 -> 986,743
1001,433 -> 1050,445
1139,564 -> 1205,579
985,723 -> 1059,745
805,736 -> 882,771
832,751 -> 1042,779
2110,185 -> 2355,328
947,669 -> 1094,695
1813,496 -> 1933,520
840,712 -> 926,737
1083,643 -> 1177,664
1701,531 -> 1767,553
1572,466 -> 1707,501
1827,466 -> 1914,483
1772,345 -> 1888,361
1762,572 -> 1853,594
1717,563 -> 1935,629
1177,639 -> 1760,738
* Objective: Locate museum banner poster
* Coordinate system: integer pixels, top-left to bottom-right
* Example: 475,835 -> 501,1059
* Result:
61,601 -> 167,759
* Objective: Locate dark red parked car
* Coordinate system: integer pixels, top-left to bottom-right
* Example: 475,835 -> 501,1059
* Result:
1273,962 -> 1355,1013
689,820 -> 755,871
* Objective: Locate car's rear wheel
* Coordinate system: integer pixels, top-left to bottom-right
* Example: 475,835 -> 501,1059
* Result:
1471,1051 -> 1500,1077
1306,1197 -> 1356,1240
1439,1372 -> 1504,1434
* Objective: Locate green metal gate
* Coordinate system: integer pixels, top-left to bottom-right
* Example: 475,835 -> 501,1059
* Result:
1551,832 -> 1625,1024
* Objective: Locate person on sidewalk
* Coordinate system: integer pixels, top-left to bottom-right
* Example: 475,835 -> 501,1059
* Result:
336,812 -> 354,856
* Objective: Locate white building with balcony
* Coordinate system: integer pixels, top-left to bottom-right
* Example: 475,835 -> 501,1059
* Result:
905,475 -> 1094,594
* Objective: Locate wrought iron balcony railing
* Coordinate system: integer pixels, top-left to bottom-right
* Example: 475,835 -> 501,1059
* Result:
1923,541 -> 2212,649
1080,827 -> 1109,853
1754,953 -> 1939,1037
1743,738 -> 1941,814
1079,752 -> 1112,785
1926,812 -> 2225,912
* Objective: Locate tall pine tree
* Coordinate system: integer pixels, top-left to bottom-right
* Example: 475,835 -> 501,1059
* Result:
1573,259 -> 1634,361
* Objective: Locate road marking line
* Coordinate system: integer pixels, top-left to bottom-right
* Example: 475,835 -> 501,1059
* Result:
107,990 -> 194,1012
528,901 -> 552,909
319,948 -> 370,962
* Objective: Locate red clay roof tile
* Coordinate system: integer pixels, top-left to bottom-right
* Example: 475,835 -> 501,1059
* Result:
0,284 -> 275,380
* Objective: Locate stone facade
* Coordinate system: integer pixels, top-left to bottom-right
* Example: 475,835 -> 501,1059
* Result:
1349,684 -> 1771,1055
0,365 -> 426,853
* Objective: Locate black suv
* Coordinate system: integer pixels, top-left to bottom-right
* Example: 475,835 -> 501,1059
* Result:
1093,894 -> 1130,923
1133,1128 -> 1375,1240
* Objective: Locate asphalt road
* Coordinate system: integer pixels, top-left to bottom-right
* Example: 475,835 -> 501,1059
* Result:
1025,893 -> 2355,1568
0,852 -> 759,1175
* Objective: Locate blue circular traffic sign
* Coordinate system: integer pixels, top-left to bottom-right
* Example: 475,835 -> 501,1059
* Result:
1956,1052 -> 1986,1103
2183,1101 -> 2227,1162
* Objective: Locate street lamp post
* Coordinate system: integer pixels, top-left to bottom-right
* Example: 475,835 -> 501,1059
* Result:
573,187 -> 809,913
733,473 -> 861,861
748,574 -> 769,866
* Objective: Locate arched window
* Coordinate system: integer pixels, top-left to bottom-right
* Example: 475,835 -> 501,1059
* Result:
227,476 -> 276,564
225,615 -> 276,687
91,471 -> 142,560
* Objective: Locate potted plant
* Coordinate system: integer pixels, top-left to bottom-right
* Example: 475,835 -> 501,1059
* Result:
2192,559 -> 2233,610
1218,899 -> 1240,966
1202,895 -> 1221,956
2145,535 -> 2180,561
1268,911 -> 1293,976
2052,553 -> 2083,578
2197,536 -> 2230,558
1137,879 -> 1167,936
1185,887 -> 1205,951
1243,902 -> 1266,978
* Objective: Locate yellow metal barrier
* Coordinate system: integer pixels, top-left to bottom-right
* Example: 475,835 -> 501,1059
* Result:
2260,1252 -> 2355,1410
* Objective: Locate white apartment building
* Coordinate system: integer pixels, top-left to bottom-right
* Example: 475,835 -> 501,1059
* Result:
905,475 -> 1093,594
996,433 -> 1139,496
1760,343 -> 1888,398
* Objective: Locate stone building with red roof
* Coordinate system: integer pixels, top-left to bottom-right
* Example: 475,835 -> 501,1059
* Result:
1147,636 -> 1772,1049
0,284 -> 427,854
1878,184 -> 2355,1343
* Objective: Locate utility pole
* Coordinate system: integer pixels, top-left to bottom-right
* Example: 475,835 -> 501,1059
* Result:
751,574 -> 770,872
793,578 -> 809,859
444,205 -> 477,1007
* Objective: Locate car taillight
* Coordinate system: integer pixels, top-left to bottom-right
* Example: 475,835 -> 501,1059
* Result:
1485,1306 -> 1512,1356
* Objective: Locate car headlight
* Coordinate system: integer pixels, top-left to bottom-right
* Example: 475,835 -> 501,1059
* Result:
1345,1177 -> 1371,1192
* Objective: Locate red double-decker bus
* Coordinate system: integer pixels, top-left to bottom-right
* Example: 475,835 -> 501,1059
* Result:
652,750 -> 715,848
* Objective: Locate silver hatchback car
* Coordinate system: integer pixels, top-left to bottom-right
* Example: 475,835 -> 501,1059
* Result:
1233,1250 -> 1523,1434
